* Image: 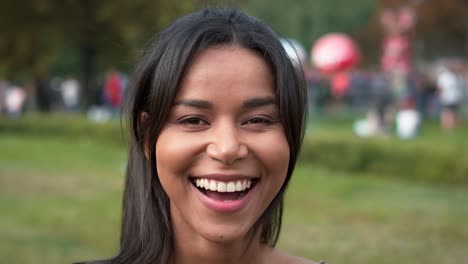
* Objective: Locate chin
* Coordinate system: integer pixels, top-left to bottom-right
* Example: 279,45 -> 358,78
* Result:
197,220 -> 256,244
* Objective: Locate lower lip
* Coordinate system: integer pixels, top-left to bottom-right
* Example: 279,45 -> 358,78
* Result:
190,181 -> 257,213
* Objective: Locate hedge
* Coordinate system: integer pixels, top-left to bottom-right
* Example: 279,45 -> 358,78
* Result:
300,134 -> 468,186
2,114 -> 467,185
0,114 -> 127,146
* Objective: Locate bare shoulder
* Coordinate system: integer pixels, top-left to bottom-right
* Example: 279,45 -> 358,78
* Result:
266,248 -> 326,264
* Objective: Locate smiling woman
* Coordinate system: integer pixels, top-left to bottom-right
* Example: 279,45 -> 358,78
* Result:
76,7 -> 320,264
155,46 -> 291,249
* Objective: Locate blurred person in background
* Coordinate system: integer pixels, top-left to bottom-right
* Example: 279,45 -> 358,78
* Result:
436,65 -> 463,131
395,96 -> 420,139
347,70 -> 372,112
4,84 -> 26,119
103,68 -> 123,115
77,7 -> 323,264
60,76 -> 81,112
370,71 -> 393,135
414,70 -> 438,119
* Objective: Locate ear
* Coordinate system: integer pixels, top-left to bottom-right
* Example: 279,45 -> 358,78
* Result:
140,112 -> 150,160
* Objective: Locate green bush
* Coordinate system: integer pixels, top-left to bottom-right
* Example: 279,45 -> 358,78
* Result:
300,134 -> 468,185
0,114 -> 127,146
2,114 -> 467,185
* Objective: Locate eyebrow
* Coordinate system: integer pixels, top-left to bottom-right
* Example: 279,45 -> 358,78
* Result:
173,97 -> 276,109
173,99 -> 212,109
242,97 -> 276,108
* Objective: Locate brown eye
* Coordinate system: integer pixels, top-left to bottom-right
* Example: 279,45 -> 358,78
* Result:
178,116 -> 209,126
244,116 -> 274,125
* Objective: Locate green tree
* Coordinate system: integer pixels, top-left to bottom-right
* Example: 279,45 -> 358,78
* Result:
242,0 -> 375,61
0,0 -> 202,108
355,0 -> 467,65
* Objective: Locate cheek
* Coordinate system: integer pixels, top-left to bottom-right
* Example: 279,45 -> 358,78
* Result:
270,141 -> 290,187
251,130 -> 290,186
154,130 -> 205,188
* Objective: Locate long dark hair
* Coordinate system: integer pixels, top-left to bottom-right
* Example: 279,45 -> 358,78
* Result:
81,7 -> 307,264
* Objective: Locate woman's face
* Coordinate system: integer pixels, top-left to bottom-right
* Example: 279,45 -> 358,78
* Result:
155,45 -> 290,244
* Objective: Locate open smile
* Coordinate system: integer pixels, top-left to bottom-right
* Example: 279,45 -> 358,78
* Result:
190,177 -> 259,213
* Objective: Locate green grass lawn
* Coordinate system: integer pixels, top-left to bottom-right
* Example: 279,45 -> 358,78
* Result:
308,112 -> 468,150
0,134 -> 125,263
1,124 -> 468,263
281,164 -> 468,263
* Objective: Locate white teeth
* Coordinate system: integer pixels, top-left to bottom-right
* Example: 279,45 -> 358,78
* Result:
226,182 -> 236,192
193,178 -> 254,192
235,181 -> 243,191
209,180 -> 217,191
217,182 -> 227,192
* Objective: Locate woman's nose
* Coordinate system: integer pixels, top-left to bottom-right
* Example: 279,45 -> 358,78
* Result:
206,123 -> 248,164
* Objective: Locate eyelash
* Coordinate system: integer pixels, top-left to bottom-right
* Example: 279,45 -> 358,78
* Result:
177,116 -> 209,126
177,116 -> 275,127
243,116 -> 274,125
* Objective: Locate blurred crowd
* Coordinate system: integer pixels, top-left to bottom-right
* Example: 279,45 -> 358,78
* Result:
304,59 -> 467,137
0,68 -> 127,122
0,60 -> 466,138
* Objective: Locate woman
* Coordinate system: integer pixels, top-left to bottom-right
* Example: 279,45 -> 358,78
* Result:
436,65 -> 463,131
80,7 -> 324,264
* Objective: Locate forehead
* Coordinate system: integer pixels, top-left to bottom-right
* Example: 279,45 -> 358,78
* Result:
176,45 -> 275,100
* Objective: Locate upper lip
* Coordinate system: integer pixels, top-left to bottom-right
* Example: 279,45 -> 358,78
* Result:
190,174 -> 259,182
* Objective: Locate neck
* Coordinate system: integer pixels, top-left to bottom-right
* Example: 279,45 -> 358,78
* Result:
171,224 -> 268,264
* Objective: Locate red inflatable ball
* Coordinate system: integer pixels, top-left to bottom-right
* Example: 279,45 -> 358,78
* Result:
311,33 -> 360,74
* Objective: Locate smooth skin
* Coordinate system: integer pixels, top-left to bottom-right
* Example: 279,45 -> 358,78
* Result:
153,45 -> 317,264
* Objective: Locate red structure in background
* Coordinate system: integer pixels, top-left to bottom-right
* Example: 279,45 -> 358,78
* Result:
311,33 -> 361,99
380,6 -> 415,75
330,72 -> 350,99
311,33 -> 361,75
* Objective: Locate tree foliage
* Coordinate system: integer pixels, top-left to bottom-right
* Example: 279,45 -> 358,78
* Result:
414,0 -> 467,58
242,0 -> 376,58
357,0 -> 467,64
1,0 -> 464,90
242,0 -> 466,66
0,0 -> 203,104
